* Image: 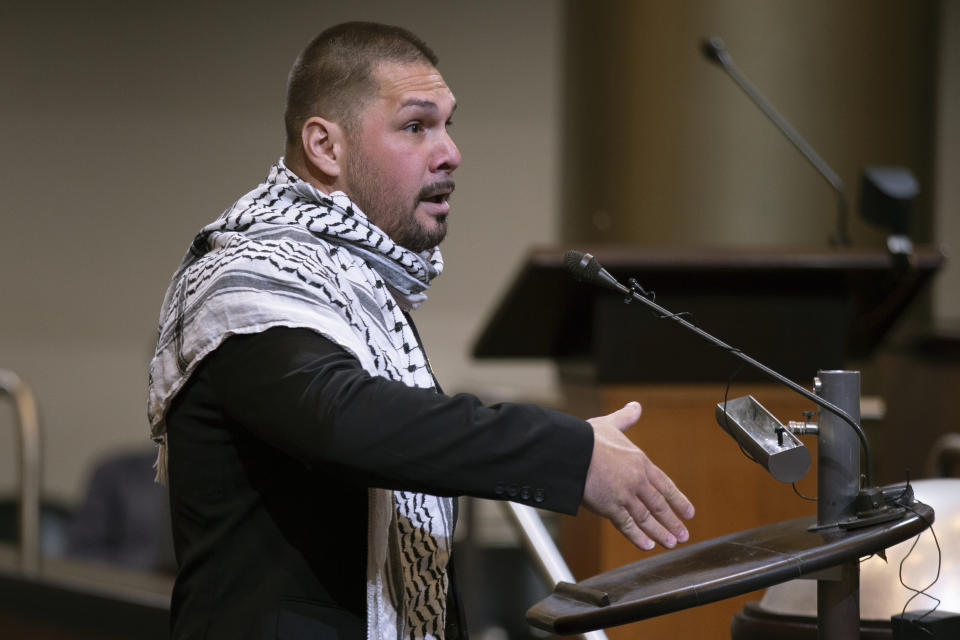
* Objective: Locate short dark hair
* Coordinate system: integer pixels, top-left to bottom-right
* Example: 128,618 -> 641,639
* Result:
284,22 -> 439,145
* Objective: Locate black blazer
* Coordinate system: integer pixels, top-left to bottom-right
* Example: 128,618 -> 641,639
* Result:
164,327 -> 593,639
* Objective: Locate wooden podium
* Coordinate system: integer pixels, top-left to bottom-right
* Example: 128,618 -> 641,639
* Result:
473,245 -> 942,639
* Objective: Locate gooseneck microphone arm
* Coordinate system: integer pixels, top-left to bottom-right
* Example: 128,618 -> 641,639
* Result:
701,37 -> 850,247
564,250 -> 873,487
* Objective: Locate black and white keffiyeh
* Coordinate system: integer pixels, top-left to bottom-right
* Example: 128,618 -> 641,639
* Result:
147,159 -> 454,640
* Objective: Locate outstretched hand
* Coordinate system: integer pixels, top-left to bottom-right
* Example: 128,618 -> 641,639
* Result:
583,401 -> 695,551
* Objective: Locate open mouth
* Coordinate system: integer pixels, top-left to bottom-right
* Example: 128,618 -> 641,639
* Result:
418,181 -> 455,208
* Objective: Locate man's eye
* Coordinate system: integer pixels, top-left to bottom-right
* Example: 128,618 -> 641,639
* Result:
404,122 -> 423,133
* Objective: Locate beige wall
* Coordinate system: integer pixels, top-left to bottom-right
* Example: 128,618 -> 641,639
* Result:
562,0 -> 939,248
0,1 -> 564,503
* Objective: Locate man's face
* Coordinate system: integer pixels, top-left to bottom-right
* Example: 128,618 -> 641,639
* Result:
342,61 -> 461,253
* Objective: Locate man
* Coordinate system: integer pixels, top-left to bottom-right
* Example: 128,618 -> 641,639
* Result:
147,22 -> 693,640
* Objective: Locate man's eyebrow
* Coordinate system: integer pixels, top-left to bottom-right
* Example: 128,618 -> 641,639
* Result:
400,98 -> 438,110
399,99 -> 457,116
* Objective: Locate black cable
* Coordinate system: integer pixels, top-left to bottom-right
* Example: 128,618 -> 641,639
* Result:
791,481 -> 817,502
892,477 -> 942,637
719,362 -> 763,466
627,279 -> 699,325
719,337 -> 818,503
720,362 -> 743,439
720,338 -> 818,504
627,278 -> 655,302
898,507 -> 941,610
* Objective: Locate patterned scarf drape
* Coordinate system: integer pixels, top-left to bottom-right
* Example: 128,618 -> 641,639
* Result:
148,159 -> 454,639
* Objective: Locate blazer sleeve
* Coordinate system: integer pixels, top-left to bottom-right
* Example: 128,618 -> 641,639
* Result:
200,326 -> 595,515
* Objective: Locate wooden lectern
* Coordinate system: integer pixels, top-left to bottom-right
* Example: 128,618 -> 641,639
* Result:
473,245 -> 943,638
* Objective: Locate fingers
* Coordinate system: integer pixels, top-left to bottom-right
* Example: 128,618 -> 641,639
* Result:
610,507 -> 655,551
628,470 -> 691,548
624,497 -> 672,549
589,462 -> 694,551
611,458 -> 695,550
651,465 -> 695,522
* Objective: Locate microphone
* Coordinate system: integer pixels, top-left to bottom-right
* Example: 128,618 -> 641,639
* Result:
700,37 -> 727,64
562,250 -> 629,295
565,249 -> 874,487
700,36 -> 850,247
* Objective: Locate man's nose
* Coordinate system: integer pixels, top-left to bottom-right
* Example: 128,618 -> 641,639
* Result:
433,131 -> 461,173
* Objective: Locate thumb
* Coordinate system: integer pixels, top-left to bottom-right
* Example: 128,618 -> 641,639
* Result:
609,401 -> 642,433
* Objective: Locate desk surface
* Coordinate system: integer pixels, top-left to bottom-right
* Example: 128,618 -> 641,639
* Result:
528,501 -> 933,634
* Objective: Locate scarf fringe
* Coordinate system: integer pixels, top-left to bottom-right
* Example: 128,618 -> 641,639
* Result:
153,436 -> 168,485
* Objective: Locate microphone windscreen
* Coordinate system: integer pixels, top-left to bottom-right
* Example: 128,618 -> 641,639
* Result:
700,37 -> 725,64
562,250 -> 594,282
563,250 -> 625,293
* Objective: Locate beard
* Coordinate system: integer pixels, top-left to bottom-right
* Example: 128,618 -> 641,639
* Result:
344,154 -> 451,254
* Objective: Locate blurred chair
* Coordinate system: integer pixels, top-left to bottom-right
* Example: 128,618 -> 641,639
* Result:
926,433 -> 960,478
65,448 -> 175,574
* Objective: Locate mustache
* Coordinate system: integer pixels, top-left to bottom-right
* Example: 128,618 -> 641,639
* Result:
417,180 -> 456,201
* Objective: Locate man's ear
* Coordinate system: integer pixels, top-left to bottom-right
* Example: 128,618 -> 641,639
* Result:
301,117 -> 345,179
